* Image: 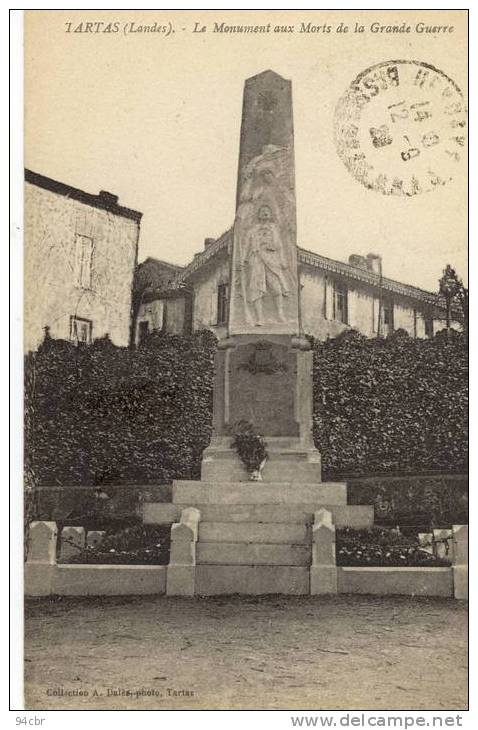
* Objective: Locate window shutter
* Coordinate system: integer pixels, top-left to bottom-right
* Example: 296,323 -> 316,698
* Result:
323,277 -> 328,319
373,297 -> 380,333
74,234 -> 93,288
346,288 -> 353,327
75,236 -> 83,285
324,276 -> 334,320
82,238 -> 93,288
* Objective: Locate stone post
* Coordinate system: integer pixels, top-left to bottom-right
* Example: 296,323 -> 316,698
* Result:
452,525 -> 468,600
86,530 -> 106,549
433,528 -> 454,562
60,526 -> 86,561
166,507 -> 200,596
24,521 -> 58,597
310,508 -> 338,595
418,532 -> 434,555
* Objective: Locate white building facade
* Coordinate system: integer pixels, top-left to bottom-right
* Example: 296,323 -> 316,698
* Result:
25,170 -> 142,352
136,228 -> 460,343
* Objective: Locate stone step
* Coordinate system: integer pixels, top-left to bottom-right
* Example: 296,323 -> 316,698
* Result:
199,522 -> 310,544
201,460 -> 322,484
195,565 -> 309,595
196,542 -> 311,566
172,481 -> 347,506
142,503 -> 373,528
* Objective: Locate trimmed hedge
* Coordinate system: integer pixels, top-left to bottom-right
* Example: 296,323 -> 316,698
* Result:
347,474 -> 468,529
25,330 -> 215,487
312,328 -> 468,478
25,327 -> 467,490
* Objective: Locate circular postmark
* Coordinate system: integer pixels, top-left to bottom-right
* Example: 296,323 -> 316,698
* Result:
334,60 -> 467,196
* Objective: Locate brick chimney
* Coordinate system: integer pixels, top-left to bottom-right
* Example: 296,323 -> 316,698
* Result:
349,254 -> 368,270
99,191 -> 119,206
366,253 -> 382,276
349,253 -> 383,276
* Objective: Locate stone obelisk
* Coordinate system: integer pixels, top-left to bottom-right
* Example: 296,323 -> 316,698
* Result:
201,70 -> 322,482
229,70 -> 299,335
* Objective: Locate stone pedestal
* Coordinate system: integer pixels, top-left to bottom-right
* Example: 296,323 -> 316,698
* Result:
310,508 -> 338,595
202,334 -> 321,482
26,521 -> 58,564
452,524 -> 468,600
25,521 -> 58,597
166,507 -> 200,596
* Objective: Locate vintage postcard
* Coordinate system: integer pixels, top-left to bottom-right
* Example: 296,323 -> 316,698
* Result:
21,8 -> 468,713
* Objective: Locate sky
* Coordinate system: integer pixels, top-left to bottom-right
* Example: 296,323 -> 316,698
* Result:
24,9 -> 467,292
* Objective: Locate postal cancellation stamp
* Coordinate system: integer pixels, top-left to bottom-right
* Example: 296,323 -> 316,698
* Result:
334,60 -> 467,196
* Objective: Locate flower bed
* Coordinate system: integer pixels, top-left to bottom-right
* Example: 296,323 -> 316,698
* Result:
59,524 -> 170,565
336,527 -> 451,567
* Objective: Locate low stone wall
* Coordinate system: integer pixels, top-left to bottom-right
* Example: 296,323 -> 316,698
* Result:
24,518 -> 468,599
53,565 -> 167,596
338,567 -> 453,597
24,521 -> 168,597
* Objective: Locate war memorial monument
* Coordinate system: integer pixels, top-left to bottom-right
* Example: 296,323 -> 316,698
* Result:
25,70 -> 467,602
153,70 -> 361,596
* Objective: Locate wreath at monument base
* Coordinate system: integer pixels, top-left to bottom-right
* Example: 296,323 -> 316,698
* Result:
231,420 -> 268,481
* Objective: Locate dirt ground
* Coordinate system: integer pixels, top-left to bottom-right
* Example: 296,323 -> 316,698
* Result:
24,594 -> 467,711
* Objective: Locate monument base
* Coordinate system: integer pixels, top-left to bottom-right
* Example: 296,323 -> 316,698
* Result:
201,436 -> 321,482
208,333 -> 322,480
156,479 -> 348,596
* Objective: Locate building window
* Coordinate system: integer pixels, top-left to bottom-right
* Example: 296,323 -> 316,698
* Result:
425,317 -> 434,338
70,316 -> 92,344
138,320 -> 149,345
74,234 -> 94,289
333,281 -> 348,324
217,283 -> 229,325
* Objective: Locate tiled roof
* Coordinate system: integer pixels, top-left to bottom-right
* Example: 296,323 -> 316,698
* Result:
177,227 -> 444,307
177,229 -> 233,282
298,247 -> 440,305
25,169 -> 142,223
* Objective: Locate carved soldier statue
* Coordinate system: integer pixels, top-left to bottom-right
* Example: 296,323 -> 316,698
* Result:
229,71 -> 299,336
242,204 -> 290,325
